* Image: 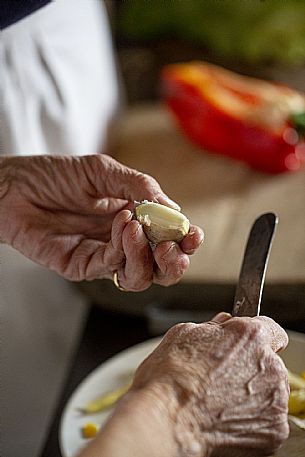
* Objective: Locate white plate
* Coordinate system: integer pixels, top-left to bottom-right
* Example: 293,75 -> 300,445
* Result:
59,337 -> 162,457
60,331 -> 305,457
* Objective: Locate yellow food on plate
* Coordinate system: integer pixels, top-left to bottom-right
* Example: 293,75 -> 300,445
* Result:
81,383 -> 131,415
82,422 -> 99,439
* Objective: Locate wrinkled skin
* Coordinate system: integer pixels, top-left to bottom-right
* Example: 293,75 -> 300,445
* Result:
131,313 -> 289,456
0,154 -> 203,289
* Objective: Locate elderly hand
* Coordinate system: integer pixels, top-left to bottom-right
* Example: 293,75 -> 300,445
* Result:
0,154 -> 203,288
127,313 -> 289,457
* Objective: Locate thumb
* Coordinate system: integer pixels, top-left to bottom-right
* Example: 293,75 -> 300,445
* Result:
87,155 -> 181,210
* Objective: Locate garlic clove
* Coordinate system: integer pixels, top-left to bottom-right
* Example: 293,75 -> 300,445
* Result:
135,201 -> 190,244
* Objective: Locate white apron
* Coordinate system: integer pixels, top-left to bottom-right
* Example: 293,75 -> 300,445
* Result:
0,1 -> 120,456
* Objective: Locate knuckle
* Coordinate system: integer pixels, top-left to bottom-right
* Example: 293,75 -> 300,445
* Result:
165,256 -> 189,280
228,317 -> 260,336
248,320 -> 265,339
61,260 -> 83,282
158,278 -> 180,287
62,270 -> 77,281
171,322 -> 189,333
165,322 -> 193,339
266,420 -> 289,453
277,420 -> 290,442
227,318 -> 271,348
179,254 -> 190,272
136,172 -> 158,191
265,354 -> 289,381
247,320 -> 266,341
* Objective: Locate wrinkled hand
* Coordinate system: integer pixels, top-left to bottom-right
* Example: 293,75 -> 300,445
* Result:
0,154 -> 203,288
131,313 -> 289,456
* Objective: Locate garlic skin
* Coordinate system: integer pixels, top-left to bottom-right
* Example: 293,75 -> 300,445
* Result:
135,201 -> 190,244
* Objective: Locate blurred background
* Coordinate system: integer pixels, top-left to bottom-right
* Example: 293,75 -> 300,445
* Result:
111,0 -> 305,102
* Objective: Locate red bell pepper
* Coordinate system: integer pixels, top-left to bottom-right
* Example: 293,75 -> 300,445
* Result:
161,62 -> 305,173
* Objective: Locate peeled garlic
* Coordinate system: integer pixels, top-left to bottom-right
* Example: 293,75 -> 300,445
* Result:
135,201 -> 190,244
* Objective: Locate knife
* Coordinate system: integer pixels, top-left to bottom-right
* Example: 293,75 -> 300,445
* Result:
232,213 -> 278,317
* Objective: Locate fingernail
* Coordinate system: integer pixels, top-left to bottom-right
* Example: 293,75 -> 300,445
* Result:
94,198 -> 108,210
122,210 -> 133,224
212,312 -> 232,324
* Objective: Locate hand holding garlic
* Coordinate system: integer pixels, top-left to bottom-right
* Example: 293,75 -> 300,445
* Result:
0,154 -> 204,290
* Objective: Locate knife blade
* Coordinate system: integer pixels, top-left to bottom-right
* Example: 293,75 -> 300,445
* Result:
232,213 -> 278,317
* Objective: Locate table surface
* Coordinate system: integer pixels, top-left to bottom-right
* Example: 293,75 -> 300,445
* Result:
40,305 -> 305,457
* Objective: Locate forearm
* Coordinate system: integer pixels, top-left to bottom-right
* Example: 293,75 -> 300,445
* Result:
77,388 -> 178,457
